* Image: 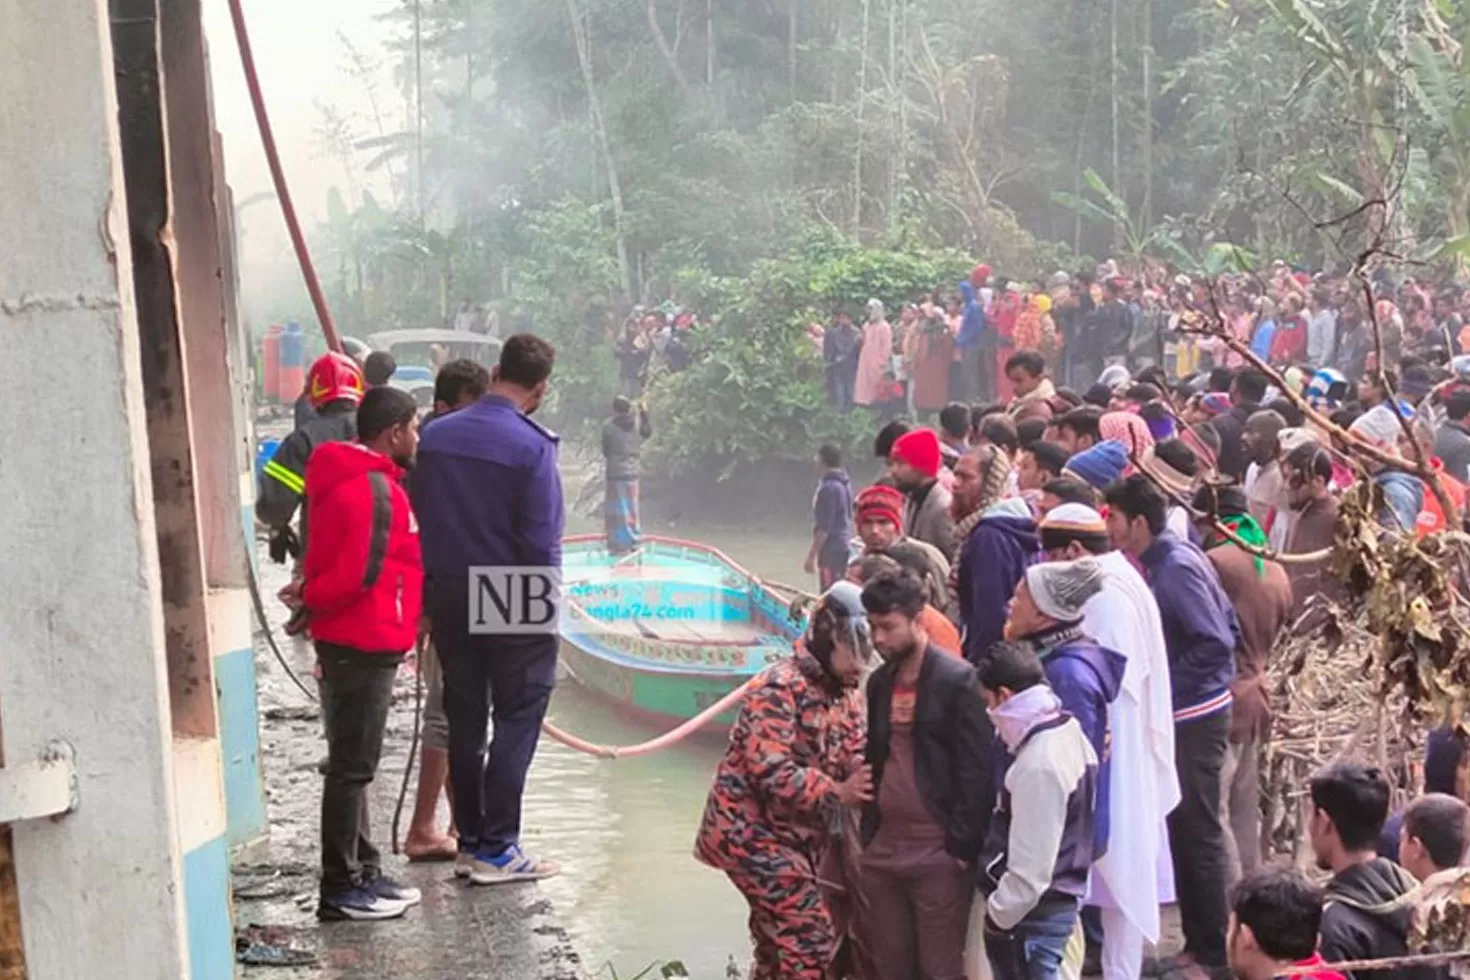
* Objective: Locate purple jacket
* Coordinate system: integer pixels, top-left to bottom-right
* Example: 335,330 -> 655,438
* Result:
1038,634 -> 1125,858
1139,530 -> 1239,720
410,394 -> 564,582
958,512 -> 1041,665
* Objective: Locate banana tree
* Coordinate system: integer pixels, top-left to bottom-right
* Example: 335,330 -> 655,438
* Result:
1261,0 -> 1404,241
1406,32 -> 1470,247
1052,168 -> 1178,265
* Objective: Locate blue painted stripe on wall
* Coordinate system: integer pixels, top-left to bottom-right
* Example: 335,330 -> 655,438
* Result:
214,645 -> 266,846
184,835 -> 233,980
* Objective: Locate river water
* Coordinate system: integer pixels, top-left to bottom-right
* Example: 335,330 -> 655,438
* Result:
537,509 -> 813,978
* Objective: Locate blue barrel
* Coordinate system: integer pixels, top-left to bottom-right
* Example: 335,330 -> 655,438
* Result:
255,438 -> 281,484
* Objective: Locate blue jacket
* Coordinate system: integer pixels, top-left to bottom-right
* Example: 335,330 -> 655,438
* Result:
1038,634 -> 1125,859
958,509 -> 1041,664
956,281 -> 986,350
1138,531 -> 1239,721
812,470 -> 854,565
410,394 -> 564,582
1375,470 -> 1424,534
1250,319 -> 1277,360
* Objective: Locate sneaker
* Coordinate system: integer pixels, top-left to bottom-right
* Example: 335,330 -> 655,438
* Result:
454,851 -> 476,879
317,887 -> 408,922
467,844 -> 561,886
367,874 -> 422,908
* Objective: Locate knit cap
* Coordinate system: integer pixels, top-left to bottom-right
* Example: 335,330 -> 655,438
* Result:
1063,441 -> 1129,490
890,428 -> 943,479
1025,558 -> 1106,624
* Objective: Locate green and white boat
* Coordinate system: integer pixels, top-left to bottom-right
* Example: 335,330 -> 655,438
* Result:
558,535 -> 801,728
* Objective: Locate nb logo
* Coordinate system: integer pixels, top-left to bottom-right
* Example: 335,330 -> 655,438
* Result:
468,567 -> 563,635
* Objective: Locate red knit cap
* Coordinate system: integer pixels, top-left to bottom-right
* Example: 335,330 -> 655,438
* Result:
890,428 -> 942,479
855,484 -> 905,530
971,263 -> 992,287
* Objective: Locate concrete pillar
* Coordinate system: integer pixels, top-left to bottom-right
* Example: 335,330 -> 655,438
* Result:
160,0 -> 267,850
0,0 -> 193,976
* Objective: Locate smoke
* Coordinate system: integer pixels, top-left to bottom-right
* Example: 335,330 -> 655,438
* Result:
203,0 -> 398,331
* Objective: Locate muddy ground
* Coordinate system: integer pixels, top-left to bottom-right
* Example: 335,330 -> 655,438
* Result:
234,547 -> 585,980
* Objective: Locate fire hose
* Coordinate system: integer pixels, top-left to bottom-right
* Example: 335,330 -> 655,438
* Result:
226,0 -> 774,850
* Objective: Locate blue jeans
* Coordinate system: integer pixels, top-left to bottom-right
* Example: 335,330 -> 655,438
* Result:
426,580 -> 558,855
831,370 -> 854,411
985,900 -> 1080,980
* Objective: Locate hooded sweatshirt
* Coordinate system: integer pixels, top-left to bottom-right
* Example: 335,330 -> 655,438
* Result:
1033,628 -> 1126,859
812,469 -> 855,567
958,499 -> 1042,665
301,441 -> 423,653
979,686 -> 1099,930
1319,857 -> 1438,980
957,281 -> 986,350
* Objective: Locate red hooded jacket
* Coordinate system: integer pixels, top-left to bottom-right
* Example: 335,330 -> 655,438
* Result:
301,441 -> 423,653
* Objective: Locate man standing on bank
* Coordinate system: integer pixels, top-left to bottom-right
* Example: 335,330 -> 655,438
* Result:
300,386 -> 424,921
860,571 -> 994,980
411,334 -> 563,885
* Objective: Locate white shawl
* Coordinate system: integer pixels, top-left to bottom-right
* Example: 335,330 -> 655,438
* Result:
1082,550 -> 1180,942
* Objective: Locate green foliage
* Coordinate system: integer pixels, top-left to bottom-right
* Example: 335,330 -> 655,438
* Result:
1052,169 -> 1184,264
507,197 -> 625,435
647,238 -> 969,479
288,0 -> 1470,477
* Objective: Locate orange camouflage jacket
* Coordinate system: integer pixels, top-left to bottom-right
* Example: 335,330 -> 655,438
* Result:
694,650 -> 867,877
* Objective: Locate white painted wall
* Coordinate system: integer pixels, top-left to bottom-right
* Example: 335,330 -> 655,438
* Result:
0,1 -> 191,976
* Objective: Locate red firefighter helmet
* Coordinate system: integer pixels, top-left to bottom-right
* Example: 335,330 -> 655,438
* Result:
305,351 -> 365,408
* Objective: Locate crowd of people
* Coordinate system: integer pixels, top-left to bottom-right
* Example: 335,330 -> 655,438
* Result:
614,303 -> 697,394
818,260 -> 1470,426
257,254 -> 1470,977
703,281 -> 1470,980
259,338 -> 564,922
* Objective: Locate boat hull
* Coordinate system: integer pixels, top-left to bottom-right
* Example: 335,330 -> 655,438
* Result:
556,533 -> 802,730
557,636 -> 753,730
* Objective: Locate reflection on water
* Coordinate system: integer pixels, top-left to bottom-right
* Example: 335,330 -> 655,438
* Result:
526,683 -> 744,977
532,515 -> 815,978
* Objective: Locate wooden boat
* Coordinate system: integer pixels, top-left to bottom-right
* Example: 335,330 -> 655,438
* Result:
557,534 -> 801,728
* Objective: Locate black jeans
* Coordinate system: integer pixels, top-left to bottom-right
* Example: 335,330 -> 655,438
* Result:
428,581 -> 558,855
1168,707 -> 1232,966
318,642 -> 403,896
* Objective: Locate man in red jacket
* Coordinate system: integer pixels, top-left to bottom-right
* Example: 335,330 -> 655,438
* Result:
300,385 -> 425,922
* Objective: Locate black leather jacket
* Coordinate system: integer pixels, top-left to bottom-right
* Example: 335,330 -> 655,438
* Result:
862,646 -> 996,861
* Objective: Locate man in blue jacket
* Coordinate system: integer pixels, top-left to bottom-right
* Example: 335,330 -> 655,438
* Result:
410,334 -> 563,886
1004,558 -> 1125,861
952,445 -> 1041,664
957,280 -> 990,402
1104,474 -> 1239,977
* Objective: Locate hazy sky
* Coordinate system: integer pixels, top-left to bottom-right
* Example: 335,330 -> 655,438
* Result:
202,0 -> 399,319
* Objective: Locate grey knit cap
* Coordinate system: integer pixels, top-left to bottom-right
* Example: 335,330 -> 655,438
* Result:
1025,558 -> 1106,624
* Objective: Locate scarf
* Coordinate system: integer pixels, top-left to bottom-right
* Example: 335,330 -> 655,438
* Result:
949,446 -> 1014,595
1023,622 -> 1087,653
1216,513 -> 1268,577
990,684 -> 1065,753
1011,377 -> 1057,412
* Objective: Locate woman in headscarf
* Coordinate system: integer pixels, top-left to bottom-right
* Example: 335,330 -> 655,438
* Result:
897,304 -> 920,414
854,298 -> 894,412
695,582 -> 873,980
1012,289 -> 1061,367
908,301 -> 954,415
1098,410 -> 1156,461
992,283 -> 1024,402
